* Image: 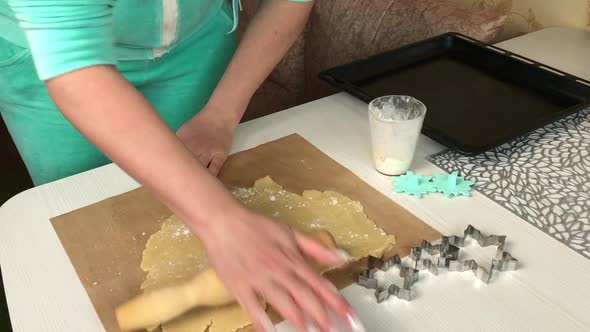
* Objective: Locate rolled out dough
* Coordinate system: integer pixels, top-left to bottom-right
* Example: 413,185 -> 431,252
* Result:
140,176 -> 395,332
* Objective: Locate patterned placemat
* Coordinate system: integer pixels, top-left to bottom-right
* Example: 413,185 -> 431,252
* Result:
428,108 -> 590,259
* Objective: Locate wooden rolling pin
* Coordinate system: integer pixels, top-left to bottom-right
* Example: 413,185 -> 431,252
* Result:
116,230 -> 339,331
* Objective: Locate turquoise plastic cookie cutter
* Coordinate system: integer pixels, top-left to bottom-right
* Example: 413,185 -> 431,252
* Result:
392,171 -> 437,198
432,171 -> 474,197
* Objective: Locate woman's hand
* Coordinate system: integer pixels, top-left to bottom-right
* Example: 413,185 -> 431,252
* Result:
177,106 -> 239,175
46,66 -> 364,332
196,207 -> 366,332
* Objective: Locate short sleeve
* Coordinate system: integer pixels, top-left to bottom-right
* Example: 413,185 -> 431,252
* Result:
8,0 -> 117,80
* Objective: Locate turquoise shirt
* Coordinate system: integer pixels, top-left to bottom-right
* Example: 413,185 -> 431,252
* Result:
0,0 -> 311,80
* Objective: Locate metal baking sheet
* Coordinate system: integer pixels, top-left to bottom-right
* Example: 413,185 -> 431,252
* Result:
319,33 -> 590,155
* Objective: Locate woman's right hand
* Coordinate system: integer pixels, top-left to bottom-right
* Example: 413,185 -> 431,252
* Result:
196,206 -> 366,332
45,65 -> 364,332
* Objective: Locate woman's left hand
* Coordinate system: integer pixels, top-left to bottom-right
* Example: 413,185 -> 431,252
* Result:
177,106 -> 240,175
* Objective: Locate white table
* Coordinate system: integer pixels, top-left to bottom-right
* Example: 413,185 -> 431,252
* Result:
2,27 -> 590,332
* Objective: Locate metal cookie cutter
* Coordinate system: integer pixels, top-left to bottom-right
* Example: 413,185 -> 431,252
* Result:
358,255 -> 419,302
410,225 -> 518,283
358,225 -> 519,303
409,237 -> 462,276
446,225 -> 518,283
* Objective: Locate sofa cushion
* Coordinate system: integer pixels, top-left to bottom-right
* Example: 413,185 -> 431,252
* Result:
305,0 -> 508,100
238,0 -> 307,120
414,0 -> 508,42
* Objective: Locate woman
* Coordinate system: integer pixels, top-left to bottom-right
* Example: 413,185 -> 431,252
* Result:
0,0 -> 365,331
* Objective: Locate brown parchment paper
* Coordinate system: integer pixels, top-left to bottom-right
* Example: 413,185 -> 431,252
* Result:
50,134 -> 440,332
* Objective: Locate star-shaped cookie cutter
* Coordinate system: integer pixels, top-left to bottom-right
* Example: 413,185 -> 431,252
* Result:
431,171 -> 474,197
392,171 -> 437,198
357,225 -> 518,302
447,225 -> 518,283
409,237 -> 462,276
358,255 -> 419,301
410,225 -> 518,283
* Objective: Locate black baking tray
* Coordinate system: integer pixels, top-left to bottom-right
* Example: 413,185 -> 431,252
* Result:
319,32 -> 590,155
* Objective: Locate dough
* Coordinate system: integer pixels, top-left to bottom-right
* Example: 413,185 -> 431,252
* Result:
157,301 -> 252,332
141,216 -> 255,332
140,176 -> 395,332
235,176 -> 396,260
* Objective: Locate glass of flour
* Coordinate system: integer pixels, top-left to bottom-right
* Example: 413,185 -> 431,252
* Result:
368,95 -> 427,175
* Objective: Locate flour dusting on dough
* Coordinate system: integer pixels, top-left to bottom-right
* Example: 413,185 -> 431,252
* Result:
140,216 -> 253,332
233,176 -> 396,259
140,176 -> 395,332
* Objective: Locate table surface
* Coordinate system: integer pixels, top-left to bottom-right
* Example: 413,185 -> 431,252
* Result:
2,27 -> 590,332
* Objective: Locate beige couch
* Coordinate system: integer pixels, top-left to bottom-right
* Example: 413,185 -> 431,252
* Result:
239,0 -> 508,121
448,0 -> 590,41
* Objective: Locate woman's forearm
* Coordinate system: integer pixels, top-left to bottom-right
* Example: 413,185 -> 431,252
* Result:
206,0 -> 313,124
46,65 -> 241,234
45,63 -> 361,332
